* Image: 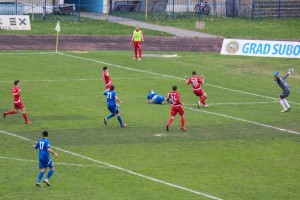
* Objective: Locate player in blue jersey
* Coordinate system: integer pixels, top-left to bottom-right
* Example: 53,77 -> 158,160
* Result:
34,131 -> 58,187
274,68 -> 294,112
103,85 -> 126,127
147,90 -> 167,104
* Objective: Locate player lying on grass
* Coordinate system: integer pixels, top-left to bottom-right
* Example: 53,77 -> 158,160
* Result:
185,71 -> 208,108
147,90 -> 168,104
274,68 -> 294,112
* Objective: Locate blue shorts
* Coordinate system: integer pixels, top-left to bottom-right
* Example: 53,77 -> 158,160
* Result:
280,90 -> 290,98
154,96 -> 165,104
108,104 -> 119,114
39,159 -> 54,169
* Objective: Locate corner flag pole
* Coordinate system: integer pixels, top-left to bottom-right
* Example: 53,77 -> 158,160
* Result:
55,21 -> 60,53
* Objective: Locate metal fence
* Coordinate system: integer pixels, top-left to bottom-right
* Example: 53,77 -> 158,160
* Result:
0,0 -> 299,21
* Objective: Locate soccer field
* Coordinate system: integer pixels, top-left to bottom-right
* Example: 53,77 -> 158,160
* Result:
0,50 -> 300,200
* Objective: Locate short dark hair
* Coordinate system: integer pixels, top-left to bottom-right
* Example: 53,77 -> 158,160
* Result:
110,85 -> 115,90
14,80 -> 19,86
42,131 -> 48,137
103,66 -> 108,70
192,71 -> 196,75
172,85 -> 177,91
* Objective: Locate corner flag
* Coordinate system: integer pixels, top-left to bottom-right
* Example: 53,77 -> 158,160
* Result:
55,21 -> 60,53
55,21 -> 60,33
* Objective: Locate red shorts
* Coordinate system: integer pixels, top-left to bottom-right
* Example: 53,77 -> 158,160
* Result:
193,89 -> 204,97
170,106 -> 184,117
14,102 -> 24,110
134,41 -> 142,49
105,83 -> 112,89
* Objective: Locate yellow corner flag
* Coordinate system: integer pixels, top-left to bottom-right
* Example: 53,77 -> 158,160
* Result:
55,21 -> 60,33
55,21 -> 60,53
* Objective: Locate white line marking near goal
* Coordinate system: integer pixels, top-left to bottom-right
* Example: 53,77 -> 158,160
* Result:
58,52 -> 300,106
184,106 -> 300,135
0,52 -> 57,55
0,129 -> 223,200
0,156 -> 110,168
0,77 -> 168,83
185,101 -> 278,106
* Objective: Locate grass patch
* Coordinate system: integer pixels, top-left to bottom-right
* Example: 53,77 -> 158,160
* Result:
146,16 -> 300,40
0,50 -> 300,199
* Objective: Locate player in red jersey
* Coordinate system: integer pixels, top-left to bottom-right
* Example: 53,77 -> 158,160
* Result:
102,66 -> 112,90
3,80 -> 31,124
185,71 -> 208,108
166,85 -> 186,131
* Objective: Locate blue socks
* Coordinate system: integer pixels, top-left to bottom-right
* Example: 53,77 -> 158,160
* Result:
117,116 -> 123,126
37,170 -> 55,183
106,113 -> 115,120
46,169 -> 54,179
37,172 -> 45,183
105,114 -> 123,126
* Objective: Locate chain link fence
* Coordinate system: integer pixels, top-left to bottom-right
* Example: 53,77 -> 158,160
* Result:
0,0 -> 299,22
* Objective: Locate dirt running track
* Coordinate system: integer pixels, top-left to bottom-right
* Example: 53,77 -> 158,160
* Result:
0,35 -> 223,52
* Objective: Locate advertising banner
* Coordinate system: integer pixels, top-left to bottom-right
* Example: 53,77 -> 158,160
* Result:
221,39 -> 300,59
0,15 -> 31,30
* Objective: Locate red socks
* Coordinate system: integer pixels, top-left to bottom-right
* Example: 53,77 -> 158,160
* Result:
5,110 -> 17,115
4,110 -> 30,123
167,118 -> 174,126
200,96 -> 207,105
181,117 -> 185,128
22,113 -> 29,123
138,47 -> 142,58
168,117 -> 185,128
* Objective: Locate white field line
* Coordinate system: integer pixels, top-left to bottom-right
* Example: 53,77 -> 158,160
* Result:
185,101 -> 278,106
0,52 -> 57,55
0,129 -> 223,200
0,156 -> 110,168
58,52 -> 300,106
185,106 -> 300,135
0,77 -> 168,83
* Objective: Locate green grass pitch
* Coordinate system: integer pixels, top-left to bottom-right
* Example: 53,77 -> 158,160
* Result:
0,50 -> 300,200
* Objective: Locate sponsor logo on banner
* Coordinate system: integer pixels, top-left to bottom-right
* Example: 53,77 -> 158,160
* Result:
221,39 -> 300,59
0,15 -> 31,30
226,41 -> 240,54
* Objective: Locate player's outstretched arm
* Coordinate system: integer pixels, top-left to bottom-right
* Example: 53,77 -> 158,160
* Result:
185,76 -> 190,84
201,74 -> 205,83
282,73 -> 290,80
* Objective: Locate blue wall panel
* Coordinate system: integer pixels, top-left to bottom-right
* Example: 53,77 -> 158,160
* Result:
80,0 -> 104,13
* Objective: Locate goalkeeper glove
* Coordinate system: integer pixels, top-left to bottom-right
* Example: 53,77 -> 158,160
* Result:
288,68 -> 294,74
